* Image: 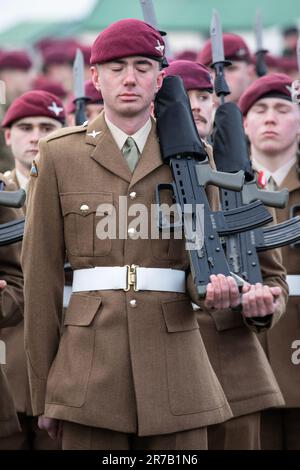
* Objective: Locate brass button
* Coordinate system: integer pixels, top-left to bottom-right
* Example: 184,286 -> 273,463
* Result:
129,299 -> 137,308
128,227 -> 136,238
129,191 -> 137,200
80,204 -> 89,214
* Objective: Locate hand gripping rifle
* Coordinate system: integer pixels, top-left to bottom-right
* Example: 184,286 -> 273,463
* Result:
154,75 -> 278,296
0,185 -> 25,246
211,11 -> 300,282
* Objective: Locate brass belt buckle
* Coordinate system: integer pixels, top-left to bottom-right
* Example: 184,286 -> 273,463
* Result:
124,264 -> 139,291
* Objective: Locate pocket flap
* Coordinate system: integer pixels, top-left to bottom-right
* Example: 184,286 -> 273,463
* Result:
60,192 -> 113,217
64,294 -> 102,326
162,298 -> 199,332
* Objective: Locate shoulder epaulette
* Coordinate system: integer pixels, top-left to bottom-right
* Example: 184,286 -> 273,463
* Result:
45,124 -> 87,143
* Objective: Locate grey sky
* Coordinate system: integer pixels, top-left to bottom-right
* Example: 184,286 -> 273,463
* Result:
0,0 -> 97,32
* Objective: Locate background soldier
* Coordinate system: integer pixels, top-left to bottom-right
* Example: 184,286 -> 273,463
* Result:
0,90 -> 65,449
239,73 -> 300,450
165,60 -> 288,450
0,173 -> 24,445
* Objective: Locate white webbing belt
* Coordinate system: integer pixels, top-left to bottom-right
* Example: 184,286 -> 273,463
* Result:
286,275 -> 300,296
72,266 -> 185,293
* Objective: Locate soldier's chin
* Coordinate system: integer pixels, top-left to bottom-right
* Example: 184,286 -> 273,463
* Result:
119,104 -> 141,117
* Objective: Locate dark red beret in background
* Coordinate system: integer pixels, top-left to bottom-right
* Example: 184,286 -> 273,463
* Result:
42,46 -> 74,66
90,18 -> 166,64
175,50 -> 197,62
32,76 -> 67,100
238,73 -> 292,116
165,60 -> 213,92
66,80 -> 103,114
2,90 -> 66,127
0,50 -> 32,71
198,33 -> 251,66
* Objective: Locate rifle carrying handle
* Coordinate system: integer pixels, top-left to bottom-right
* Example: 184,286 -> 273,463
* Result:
0,189 -> 26,208
242,185 -> 289,208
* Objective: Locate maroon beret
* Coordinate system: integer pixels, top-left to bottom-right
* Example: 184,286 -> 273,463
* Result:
175,50 -> 197,62
66,80 -> 103,114
165,60 -> 213,92
90,19 -> 166,64
2,90 -> 66,127
32,76 -> 67,100
0,50 -> 32,71
43,46 -> 74,66
238,73 -> 293,116
198,33 -> 251,66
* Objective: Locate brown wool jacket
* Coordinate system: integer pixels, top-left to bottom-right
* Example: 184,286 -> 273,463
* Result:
259,161 -> 300,408
22,113 -> 234,437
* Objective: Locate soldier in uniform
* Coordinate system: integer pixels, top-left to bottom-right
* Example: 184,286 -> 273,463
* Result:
0,90 -> 65,450
22,19 -> 285,450
0,173 -> 24,444
198,33 -> 255,105
239,73 -> 300,450
165,60 -> 289,449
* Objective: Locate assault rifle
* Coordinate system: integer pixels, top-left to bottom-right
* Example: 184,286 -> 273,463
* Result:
154,75 -> 279,296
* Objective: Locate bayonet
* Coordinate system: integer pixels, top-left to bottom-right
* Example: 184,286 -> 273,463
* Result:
73,48 -> 87,125
210,10 -> 231,101
254,10 -> 268,76
139,0 -> 172,58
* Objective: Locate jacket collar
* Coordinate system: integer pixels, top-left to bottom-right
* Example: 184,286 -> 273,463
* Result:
86,112 -> 163,186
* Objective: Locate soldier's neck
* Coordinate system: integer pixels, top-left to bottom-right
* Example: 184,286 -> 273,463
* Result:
104,109 -> 151,136
15,161 -> 30,180
251,142 -> 297,173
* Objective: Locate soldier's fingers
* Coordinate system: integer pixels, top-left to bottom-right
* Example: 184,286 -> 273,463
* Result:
269,286 -> 282,298
218,274 -> 230,309
242,285 -> 257,317
262,285 -> 275,315
204,283 -> 214,309
227,276 -> 240,307
253,283 -> 266,317
210,275 -> 222,309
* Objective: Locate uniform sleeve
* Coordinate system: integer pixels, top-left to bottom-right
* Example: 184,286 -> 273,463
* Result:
0,204 -> 24,329
21,138 -> 65,416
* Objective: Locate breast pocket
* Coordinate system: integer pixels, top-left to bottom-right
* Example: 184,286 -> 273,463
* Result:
60,192 -> 113,257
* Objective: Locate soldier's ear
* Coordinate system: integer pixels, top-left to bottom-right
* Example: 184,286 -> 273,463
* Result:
4,128 -> 11,146
91,66 -> 101,91
243,116 -> 249,136
156,69 -> 165,92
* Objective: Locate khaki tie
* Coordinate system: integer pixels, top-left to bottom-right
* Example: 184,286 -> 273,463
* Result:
268,175 -> 278,191
122,137 -> 139,172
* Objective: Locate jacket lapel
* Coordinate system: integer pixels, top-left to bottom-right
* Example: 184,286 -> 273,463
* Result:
279,162 -> 300,193
129,118 -> 164,188
87,113 -> 132,183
